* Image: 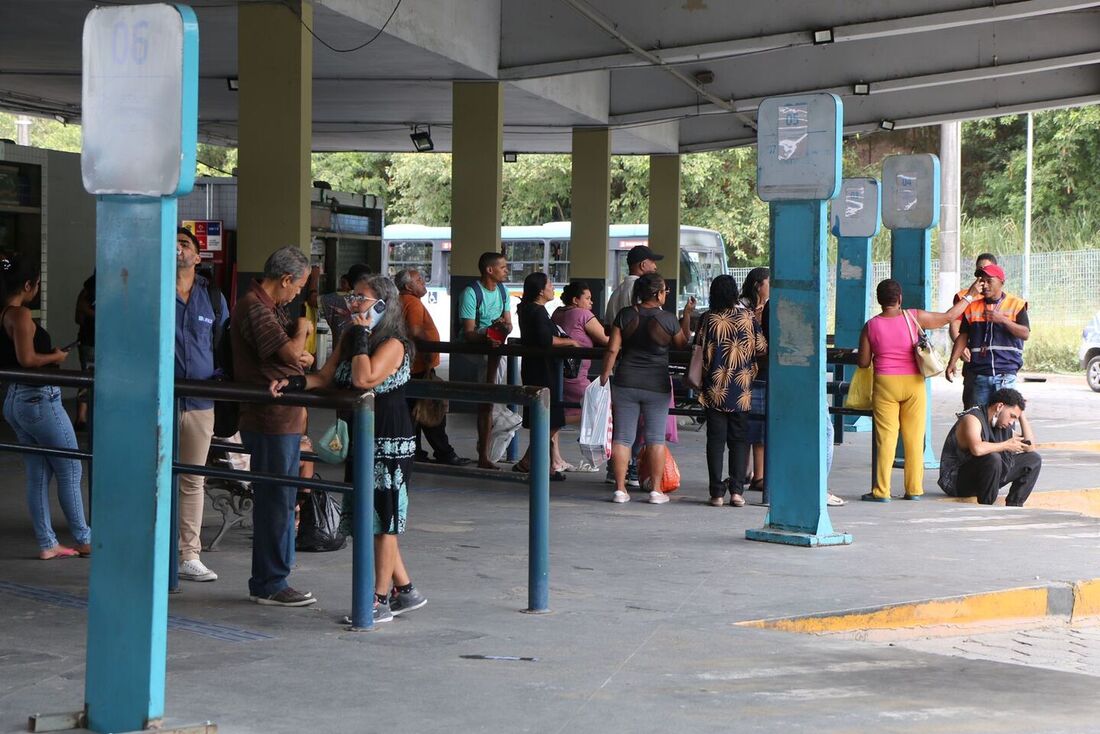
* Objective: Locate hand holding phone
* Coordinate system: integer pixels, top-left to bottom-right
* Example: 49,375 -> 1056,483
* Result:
59,339 -> 79,352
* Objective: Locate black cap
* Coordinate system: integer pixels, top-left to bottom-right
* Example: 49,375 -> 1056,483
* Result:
626,245 -> 664,266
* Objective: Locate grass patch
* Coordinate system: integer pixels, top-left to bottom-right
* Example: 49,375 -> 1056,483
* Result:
1023,325 -> 1081,373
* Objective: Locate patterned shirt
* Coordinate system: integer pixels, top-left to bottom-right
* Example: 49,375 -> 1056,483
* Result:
695,306 -> 766,412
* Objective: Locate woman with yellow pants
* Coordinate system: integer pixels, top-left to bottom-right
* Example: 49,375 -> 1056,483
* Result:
858,278 -> 981,501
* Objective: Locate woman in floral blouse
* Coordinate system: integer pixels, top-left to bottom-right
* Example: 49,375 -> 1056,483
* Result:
695,275 -> 766,507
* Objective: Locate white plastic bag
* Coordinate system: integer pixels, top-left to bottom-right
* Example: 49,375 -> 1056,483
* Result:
488,404 -> 523,463
578,378 -> 612,470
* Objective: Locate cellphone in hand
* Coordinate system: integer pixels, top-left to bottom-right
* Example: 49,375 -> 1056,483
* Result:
1020,438 -> 1032,445
59,339 -> 79,352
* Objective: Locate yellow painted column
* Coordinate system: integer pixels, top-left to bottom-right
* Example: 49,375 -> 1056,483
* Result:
648,154 -> 681,293
569,128 -> 611,310
451,81 -> 503,276
237,1 -> 312,272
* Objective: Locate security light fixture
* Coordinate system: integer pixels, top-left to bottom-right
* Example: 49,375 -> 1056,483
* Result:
813,28 -> 834,44
503,151 -> 518,163
693,70 -> 715,86
226,77 -> 239,92
53,114 -> 67,124
853,82 -> 871,95
410,124 -> 434,152
879,119 -> 896,131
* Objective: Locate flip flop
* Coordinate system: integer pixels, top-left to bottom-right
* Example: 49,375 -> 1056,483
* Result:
39,545 -> 79,560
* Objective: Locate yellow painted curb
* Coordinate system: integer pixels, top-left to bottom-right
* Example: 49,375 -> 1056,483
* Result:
1072,579 -> 1100,621
736,581 -> 1100,634
938,488 -> 1100,518
1032,440 -> 1100,453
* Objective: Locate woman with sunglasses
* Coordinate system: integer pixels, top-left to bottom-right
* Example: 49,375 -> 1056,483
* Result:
600,272 -> 694,504
271,274 -> 425,625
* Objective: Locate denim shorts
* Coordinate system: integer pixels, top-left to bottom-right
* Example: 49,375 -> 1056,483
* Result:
611,383 -> 668,447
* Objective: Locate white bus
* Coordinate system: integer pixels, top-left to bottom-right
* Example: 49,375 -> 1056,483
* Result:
382,222 -> 729,339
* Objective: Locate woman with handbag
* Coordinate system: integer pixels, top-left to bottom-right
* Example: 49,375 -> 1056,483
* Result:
600,273 -> 694,505
858,277 -> 982,502
691,275 -> 764,507
271,274 -> 425,624
551,281 -> 608,435
513,272 -> 579,480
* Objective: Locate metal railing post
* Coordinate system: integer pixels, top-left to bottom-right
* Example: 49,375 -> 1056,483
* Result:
169,398 -> 180,594
525,387 -> 550,613
350,394 -> 376,630
506,353 -> 520,463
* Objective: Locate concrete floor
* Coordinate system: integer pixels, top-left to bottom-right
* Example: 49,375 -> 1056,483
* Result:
0,376 -> 1098,733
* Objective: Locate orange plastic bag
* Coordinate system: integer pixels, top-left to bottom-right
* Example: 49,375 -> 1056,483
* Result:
639,445 -> 681,493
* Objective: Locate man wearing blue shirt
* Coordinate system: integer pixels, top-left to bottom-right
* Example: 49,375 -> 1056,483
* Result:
175,228 -> 228,582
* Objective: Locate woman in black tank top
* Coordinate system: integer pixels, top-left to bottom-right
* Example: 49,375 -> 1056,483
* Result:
1,256 -> 90,559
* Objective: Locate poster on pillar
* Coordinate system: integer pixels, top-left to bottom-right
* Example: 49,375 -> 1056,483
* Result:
756,93 -> 842,202
830,178 -> 881,239
81,3 -> 198,197
882,154 -> 940,230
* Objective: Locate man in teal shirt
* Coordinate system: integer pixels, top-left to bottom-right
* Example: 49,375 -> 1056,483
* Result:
460,251 -> 512,468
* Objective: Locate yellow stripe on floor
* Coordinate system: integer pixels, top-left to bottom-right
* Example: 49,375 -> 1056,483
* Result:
939,488 -> 1100,518
1073,579 -> 1100,621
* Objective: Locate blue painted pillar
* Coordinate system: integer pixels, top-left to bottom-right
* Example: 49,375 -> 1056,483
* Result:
834,234 -> 874,432
78,5 -> 199,730
890,228 -> 939,468
745,201 -> 850,547
84,197 -> 178,731
526,388 -> 551,613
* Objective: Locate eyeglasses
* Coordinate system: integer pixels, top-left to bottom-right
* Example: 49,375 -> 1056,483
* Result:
345,294 -> 380,305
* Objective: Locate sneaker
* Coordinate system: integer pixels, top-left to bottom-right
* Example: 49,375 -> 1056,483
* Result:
612,490 -> 630,503
708,496 -> 725,507
648,490 -> 669,505
827,492 -> 846,507
390,586 -> 428,616
253,587 -> 316,607
626,465 -> 641,489
373,599 -> 394,624
178,558 -> 218,582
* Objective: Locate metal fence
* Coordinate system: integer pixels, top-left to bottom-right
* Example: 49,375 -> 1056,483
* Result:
731,248 -> 1100,328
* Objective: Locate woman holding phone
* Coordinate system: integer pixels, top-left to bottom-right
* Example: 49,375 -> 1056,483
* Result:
0,256 -> 91,559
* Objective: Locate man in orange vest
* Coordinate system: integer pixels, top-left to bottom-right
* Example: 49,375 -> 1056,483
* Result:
946,264 -> 1030,409
949,253 -> 998,409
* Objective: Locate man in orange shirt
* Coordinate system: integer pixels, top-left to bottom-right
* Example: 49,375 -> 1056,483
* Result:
396,268 -> 472,466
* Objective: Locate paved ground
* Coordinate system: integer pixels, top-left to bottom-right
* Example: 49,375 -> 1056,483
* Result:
0,376 -> 1098,733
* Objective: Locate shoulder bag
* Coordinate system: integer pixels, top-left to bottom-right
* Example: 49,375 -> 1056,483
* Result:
904,309 -> 946,377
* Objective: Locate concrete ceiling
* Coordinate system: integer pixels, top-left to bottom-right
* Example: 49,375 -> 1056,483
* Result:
2,0 -> 1099,154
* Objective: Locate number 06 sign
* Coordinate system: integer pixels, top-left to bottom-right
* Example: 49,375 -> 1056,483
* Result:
82,3 -> 198,197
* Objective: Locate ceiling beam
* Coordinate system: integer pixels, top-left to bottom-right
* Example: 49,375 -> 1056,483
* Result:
499,0 -> 1100,80
609,49 -> 1100,126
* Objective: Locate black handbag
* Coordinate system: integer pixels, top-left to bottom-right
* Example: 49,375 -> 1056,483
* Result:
555,323 -> 582,379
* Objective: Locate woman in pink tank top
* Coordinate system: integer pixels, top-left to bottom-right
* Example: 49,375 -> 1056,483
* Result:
858,278 -> 981,502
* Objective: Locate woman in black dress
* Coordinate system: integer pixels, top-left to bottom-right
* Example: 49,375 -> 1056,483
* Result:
271,274 -> 425,625
513,272 -> 578,481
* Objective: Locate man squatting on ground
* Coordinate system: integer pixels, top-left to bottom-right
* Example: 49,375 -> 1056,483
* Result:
232,246 -> 316,606
938,388 -> 1042,506
174,227 -> 228,582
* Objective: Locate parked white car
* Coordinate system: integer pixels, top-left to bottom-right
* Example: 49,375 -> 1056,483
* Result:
1081,312 -> 1100,392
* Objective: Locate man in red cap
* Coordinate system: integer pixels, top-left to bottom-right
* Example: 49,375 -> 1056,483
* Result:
949,253 -> 999,408
946,263 -> 1030,408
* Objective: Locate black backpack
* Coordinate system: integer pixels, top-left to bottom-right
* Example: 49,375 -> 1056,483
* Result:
206,278 -> 239,438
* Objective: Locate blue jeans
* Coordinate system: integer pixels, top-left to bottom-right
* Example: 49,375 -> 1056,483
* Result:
3,384 -> 90,550
970,373 -> 1018,409
240,431 -> 301,598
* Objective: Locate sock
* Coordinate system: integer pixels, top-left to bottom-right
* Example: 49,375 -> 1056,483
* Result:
395,583 -> 413,594
376,593 -> 388,606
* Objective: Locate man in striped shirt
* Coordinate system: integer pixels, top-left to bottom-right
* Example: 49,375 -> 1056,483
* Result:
231,246 -> 315,607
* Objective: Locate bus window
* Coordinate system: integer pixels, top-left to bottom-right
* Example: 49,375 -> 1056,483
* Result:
548,239 -> 570,283
388,240 -> 433,282
439,250 -> 451,289
503,240 -> 546,281
680,251 -> 705,309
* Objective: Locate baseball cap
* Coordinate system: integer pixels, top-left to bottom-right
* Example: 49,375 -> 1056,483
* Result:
626,245 -> 664,266
976,264 -> 1006,281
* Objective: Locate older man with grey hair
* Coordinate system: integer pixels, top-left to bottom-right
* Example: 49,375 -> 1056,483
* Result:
231,245 -> 316,607
397,267 -> 471,466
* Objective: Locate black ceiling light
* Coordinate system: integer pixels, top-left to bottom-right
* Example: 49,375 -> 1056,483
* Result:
410,124 -> 434,152
503,151 -> 518,163
226,76 -> 239,92
879,119 -> 896,131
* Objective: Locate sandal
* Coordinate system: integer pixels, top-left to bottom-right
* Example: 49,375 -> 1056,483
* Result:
553,462 -> 577,473
39,545 -> 79,560
747,478 -> 766,492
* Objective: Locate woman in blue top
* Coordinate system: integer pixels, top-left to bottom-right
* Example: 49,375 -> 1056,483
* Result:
1,256 -> 90,559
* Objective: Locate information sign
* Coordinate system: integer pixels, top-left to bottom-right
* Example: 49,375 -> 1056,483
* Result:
881,154 -> 940,230
757,93 -> 842,201
830,178 -> 881,238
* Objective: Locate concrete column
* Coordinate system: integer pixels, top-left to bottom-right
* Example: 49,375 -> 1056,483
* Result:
938,121 -> 962,313
237,1 -> 312,273
451,81 -> 503,276
648,154 -> 681,308
570,127 -> 611,315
